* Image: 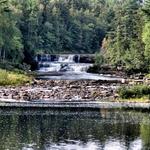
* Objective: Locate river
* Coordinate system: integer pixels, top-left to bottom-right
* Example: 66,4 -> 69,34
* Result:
0,108 -> 150,150
0,55 -> 148,150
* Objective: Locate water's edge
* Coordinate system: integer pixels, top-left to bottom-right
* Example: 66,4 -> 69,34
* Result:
0,100 -> 150,110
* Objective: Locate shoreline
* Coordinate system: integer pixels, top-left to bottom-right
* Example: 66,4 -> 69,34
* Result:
0,99 -> 150,110
0,78 -> 149,110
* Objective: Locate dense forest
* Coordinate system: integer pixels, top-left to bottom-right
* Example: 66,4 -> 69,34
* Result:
0,0 -> 150,72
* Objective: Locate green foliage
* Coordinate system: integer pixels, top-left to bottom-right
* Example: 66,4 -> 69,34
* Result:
95,53 -> 105,67
0,69 -> 31,86
0,0 -> 23,63
141,0 -> 150,72
102,0 -> 147,73
0,0 -> 150,73
141,121 -> 150,149
0,0 -> 112,68
142,22 -> 150,71
123,41 -> 146,73
0,60 -> 30,71
142,0 -> 150,20
145,74 -> 150,78
118,85 -> 150,99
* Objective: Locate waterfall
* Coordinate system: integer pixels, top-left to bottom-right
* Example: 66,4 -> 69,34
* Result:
36,54 -> 124,81
37,54 -> 93,73
58,55 -> 75,63
70,64 -> 93,72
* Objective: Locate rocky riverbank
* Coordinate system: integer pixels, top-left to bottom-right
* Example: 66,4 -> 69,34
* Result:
0,80 -> 122,101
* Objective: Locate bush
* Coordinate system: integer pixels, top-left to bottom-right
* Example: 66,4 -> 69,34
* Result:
146,74 -> 150,78
118,85 -> 150,99
0,61 -> 31,72
95,53 -> 105,67
0,69 -> 31,86
87,53 -> 106,73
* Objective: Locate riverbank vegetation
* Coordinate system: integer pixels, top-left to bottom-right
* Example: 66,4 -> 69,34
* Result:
0,69 -> 31,86
118,85 -> 150,100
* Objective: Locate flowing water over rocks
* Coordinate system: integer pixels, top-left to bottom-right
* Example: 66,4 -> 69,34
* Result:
36,54 -> 122,81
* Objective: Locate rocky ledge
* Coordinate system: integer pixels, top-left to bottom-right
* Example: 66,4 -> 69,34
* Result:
0,80 -> 122,101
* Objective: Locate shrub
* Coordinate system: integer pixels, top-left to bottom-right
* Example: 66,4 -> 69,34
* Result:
0,70 -> 9,86
0,69 -> 31,86
146,74 -> 150,78
0,61 -> 31,72
95,53 -> 105,67
118,85 -> 150,99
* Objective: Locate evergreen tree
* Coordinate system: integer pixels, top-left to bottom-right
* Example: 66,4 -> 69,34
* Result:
142,0 -> 150,71
104,0 -> 145,72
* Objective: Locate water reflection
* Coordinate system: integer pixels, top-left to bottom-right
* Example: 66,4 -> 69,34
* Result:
0,108 -> 149,150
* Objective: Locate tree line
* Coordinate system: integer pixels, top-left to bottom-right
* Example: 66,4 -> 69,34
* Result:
101,0 -> 150,73
0,0 -> 150,72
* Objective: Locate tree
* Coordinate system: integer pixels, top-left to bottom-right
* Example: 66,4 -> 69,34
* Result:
142,0 -> 150,71
19,0 -> 39,67
0,0 -> 23,63
103,0 -> 145,72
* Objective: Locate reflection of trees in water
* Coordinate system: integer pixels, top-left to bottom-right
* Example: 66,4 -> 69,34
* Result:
0,115 -> 20,150
140,116 -> 150,149
0,109 -> 149,149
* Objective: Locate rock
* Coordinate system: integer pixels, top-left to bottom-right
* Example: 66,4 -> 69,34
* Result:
0,79 -> 121,101
69,85 -> 80,88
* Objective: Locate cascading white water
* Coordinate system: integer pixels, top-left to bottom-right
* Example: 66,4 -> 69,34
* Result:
69,64 -> 93,73
58,55 -> 75,63
38,63 -> 61,72
38,54 -> 92,73
37,54 -> 123,80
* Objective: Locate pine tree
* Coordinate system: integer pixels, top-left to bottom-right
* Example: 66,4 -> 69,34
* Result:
142,0 -> 150,71
104,0 -> 145,72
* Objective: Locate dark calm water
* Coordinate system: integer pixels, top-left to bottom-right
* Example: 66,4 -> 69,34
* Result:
0,108 -> 150,150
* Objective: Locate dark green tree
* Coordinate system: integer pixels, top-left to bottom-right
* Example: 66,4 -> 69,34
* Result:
0,0 -> 23,63
142,0 -> 150,71
19,0 -> 39,67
